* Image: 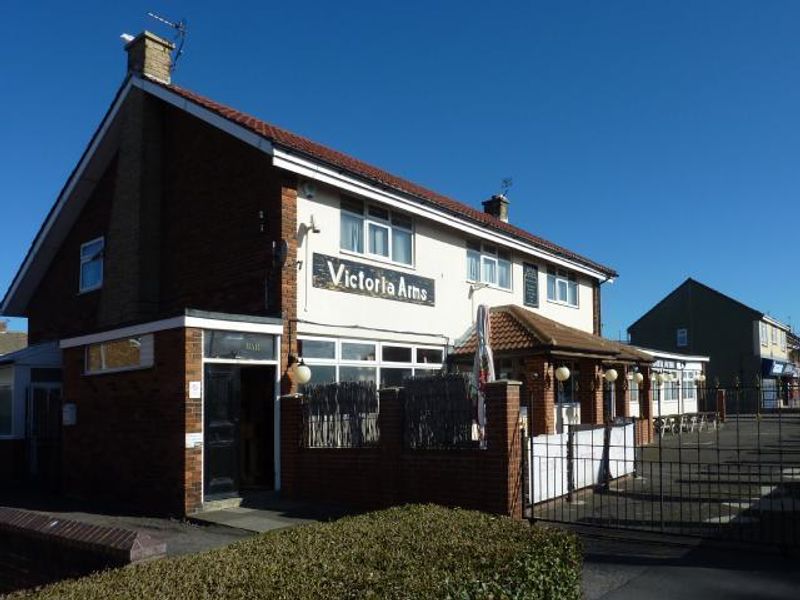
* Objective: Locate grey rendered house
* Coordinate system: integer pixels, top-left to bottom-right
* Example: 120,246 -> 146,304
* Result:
628,278 -> 797,404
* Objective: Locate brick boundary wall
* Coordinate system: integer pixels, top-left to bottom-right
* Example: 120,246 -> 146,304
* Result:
0,507 -> 165,594
281,380 -> 523,519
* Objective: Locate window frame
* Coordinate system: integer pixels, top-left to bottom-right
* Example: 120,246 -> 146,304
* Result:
676,328 -> 688,348
84,334 -> 154,376
339,197 -> 415,267
297,336 -> 446,388
760,322 -> 768,347
79,236 -> 105,294
546,267 -> 579,308
465,242 -> 512,291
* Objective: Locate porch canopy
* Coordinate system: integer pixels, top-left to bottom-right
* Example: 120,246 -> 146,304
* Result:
452,305 -> 654,435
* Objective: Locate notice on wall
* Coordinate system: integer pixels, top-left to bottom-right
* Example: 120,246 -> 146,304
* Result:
189,381 -> 202,399
185,432 -> 203,449
62,403 -> 77,427
312,253 -> 435,306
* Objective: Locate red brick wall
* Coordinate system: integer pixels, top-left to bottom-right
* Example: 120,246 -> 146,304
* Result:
579,359 -> 604,425
523,356 -> 555,435
281,381 -> 523,519
61,328 -> 190,516
0,440 -> 25,482
27,98 -> 288,345
26,159 -> 117,344
183,328 -> 203,514
159,107 -> 284,318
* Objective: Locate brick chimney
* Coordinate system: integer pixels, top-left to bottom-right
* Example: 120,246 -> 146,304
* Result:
125,31 -> 174,84
483,194 -> 510,223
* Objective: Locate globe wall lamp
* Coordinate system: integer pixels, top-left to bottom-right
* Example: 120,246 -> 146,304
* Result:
293,358 -> 312,385
603,368 -> 619,383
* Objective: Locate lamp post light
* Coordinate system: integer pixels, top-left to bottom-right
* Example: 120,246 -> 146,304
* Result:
555,366 -> 571,382
604,368 -> 619,383
634,372 -> 644,385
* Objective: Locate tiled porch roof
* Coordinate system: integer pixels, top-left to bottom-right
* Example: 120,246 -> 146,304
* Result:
453,305 -> 653,363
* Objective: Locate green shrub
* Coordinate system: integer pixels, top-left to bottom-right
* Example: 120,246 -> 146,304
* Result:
10,505 -> 581,600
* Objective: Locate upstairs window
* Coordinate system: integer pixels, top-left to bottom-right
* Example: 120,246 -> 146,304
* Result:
781,330 -> 787,351
79,237 -> 104,293
339,197 -> 413,265
772,326 -> 778,345
760,322 -> 768,347
466,241 -> 512,290
546,267 -> 578,307
676,328 -> 688,348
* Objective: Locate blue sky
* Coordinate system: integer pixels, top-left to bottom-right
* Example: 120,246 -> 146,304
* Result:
1,1 -> 798,338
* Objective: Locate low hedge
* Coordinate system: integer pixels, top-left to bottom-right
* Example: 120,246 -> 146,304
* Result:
10,505 -> 581,600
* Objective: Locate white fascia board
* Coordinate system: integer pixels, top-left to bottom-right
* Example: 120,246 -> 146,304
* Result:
132,77 -> 274,155
763,315 -> 791,332
60,316 -> 283,349
273,148 -> 612,282
1,80 -> 135,316
634,347 -> 710,363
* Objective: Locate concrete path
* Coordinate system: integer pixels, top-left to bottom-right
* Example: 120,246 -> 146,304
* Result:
573,525 -> 800,600
191,491 -> 355,533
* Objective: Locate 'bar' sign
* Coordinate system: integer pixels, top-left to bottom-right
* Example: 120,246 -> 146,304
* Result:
312,253 -> 435,306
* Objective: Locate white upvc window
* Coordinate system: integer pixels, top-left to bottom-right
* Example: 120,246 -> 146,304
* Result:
297,336 -> 445,389
339,197 -> 414,266
760,322 -> 768,347
79,237 -> 104,293
781,330 -> 787,351
772,326 -> 778,345
466,241 -> 512,291
546,267 -> 579,307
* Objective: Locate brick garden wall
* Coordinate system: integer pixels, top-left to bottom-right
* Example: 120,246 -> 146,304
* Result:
281,380 -> 523,519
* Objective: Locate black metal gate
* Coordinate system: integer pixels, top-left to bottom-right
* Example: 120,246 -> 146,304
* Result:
525,383 -> 800,548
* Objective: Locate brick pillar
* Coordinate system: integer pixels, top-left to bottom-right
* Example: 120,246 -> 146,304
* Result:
523,356 -> 555,435
279,393 -> 303,499
485,380 -> 523,519
378,387 -> 403,506
639,368 -> 653,445
716,388 -> 727,422
183,328 -> 203,515
579,360 -> 603,425
615,365 -> 629,418
277,176 -> 298,394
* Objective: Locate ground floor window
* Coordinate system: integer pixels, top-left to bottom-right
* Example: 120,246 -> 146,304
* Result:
556,362 -> 580,404
297,337 -> 444,389
85,334 -> 154,374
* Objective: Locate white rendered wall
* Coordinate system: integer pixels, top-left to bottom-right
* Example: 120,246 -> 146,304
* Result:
295,185 -> 597,345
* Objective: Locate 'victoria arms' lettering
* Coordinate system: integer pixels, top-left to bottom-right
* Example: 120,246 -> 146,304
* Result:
312,253 -> 435,306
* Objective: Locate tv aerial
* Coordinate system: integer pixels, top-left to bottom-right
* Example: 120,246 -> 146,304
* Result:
500,177 -> 513,198
147,11 -> 188,71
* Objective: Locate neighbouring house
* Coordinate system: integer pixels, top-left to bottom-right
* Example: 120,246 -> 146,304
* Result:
0,31 -> 653,516
628,278 -> 797,404
0,321 -> 27,357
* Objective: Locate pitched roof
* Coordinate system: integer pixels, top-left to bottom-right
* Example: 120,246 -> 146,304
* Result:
628,277 -> 765,332
453,305 -> 652,362
0,331 -> 28,356
158,81 -> 617,278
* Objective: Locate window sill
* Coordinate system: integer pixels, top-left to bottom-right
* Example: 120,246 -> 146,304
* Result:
466,279 -> 513,294
339,249 -> 416,271
546,298 -> 579,310
78,285 -> 103,296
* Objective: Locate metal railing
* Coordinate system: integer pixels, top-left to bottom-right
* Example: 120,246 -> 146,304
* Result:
527,383 -> 800,548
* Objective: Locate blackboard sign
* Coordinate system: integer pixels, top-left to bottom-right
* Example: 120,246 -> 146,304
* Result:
313,253 -> 435,306
523,263 -> 539,307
